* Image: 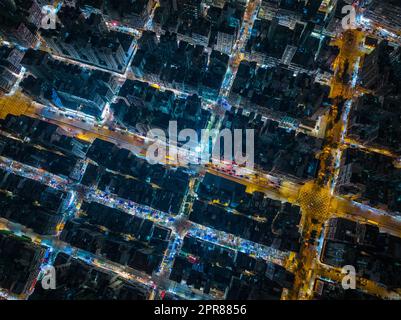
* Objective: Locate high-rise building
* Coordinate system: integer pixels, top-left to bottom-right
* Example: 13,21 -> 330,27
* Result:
215,24 -> 237,54
364,0 -> 401,36
0,0 -> 41,48
0,44 -> 24,95
359,41 -> 399,95
41,7 -> 136,73
21,49 -> 118,119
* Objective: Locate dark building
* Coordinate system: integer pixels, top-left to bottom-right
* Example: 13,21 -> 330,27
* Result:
112,78 -> 210,136
336,148 -> 401,214
0,232 -> 45,295
359,41 -> 401,95
0,114 -> 90,158
348,94 -> 401,155
322,218 -> 401,289
131,30 -> 229,99
229,61 -> 331,132
244,15 -> 327,73
77,0 -> 155,29
0,43 -> 24,95
30,252 -> 151,299
170,235 -> 295,298
61,201 -> 171,275
0,0 -> 42,48
21,49 -> 119,119
192,173 -> 301,251
313,278 -> 379,300
84,138 -> 190,215
0,169 -> 67,235
41,6 -> 136,73
222,109 -> 323,180
364,0 -> 401,36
